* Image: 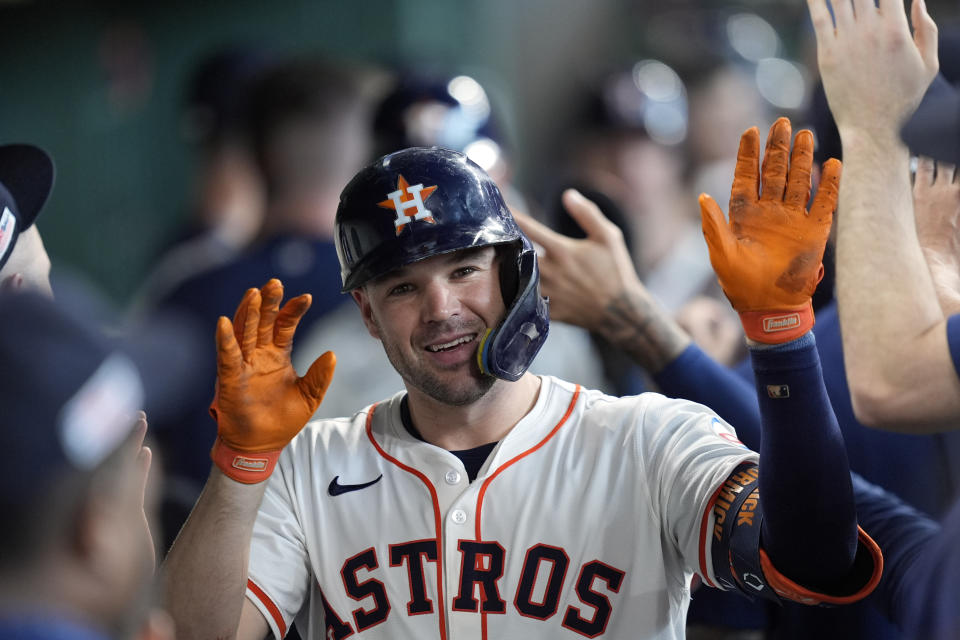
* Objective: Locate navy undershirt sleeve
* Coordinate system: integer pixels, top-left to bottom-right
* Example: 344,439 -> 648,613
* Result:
748,332 -> 858,586
654,344 -> 763,451
902,495 -> 960,638
850,473 -> 939,630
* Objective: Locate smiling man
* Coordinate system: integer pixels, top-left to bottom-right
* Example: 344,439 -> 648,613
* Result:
164,143 -> 883,639
359,247 -> 505,401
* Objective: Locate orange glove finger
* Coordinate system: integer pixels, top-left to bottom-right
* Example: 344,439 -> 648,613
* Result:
730,127 -> 761,218
784,129 -> 814,209
760,117 -> 791,202
275,293 -> 313,351
809,158 -> 842,227
238,288 -> 261,363
699,193 -> 737,274
299,351 -> 336,406
257,278 -> 283,347
231,287 -> 257,339
215,316 -> 243,380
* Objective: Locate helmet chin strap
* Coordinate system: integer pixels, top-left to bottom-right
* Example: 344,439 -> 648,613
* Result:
477,249 -> 549,381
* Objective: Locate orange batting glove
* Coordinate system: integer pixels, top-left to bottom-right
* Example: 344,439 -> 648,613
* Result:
209,278 -> 335,483
699,117 -> 840,344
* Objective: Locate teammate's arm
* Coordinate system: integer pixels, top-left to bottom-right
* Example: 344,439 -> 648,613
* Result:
520,118 -> 880,603
162,279 -> 334,639
697,116 -> 875,597
806,0 -> 960,432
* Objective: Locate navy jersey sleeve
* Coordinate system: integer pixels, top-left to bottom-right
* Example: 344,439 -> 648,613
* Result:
901,495 -> 960,638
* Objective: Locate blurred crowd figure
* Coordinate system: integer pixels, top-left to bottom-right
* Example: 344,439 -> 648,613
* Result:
543,58 -> 755,390
0,144 -> 188,640
139,53 -> 381,551
127,46 -> 275,319
0,143 -> 54,296
0,292 -> 166,640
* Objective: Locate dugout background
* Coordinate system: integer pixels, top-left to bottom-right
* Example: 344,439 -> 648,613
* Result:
0,0 -> 957,304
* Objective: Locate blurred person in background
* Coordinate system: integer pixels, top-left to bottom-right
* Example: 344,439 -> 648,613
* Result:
128,45 -> 276,319
0,139 -> 209,576
685,62 -> 773,210
543,60 -> 744,392
370,70 -> 523,211
0,143 -> 55,297
557,61 -> 706,308
0,290 -> 172,640
149,55 -> 381,548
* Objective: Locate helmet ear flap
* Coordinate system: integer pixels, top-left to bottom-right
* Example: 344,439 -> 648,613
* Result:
497,242 -> 520,308
478,246 -> 550,381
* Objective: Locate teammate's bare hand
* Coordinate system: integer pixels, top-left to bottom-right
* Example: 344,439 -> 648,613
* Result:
210,278 -> 335,483
514,190 -> 690,372
131,412 -> 157,573
914,157 -> 960,314
514,190 -> 642,331
807,0 -> 938,135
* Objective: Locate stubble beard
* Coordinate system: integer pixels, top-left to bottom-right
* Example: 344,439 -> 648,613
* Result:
377,320 -> 496,406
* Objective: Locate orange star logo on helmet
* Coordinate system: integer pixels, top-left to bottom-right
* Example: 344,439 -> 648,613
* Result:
377,175 -> 438,235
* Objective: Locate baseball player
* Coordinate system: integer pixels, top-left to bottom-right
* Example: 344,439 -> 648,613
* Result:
514,183 -> 944,639
164,125 -> 882,639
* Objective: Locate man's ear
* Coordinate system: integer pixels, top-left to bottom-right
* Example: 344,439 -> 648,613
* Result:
351,289 -> 381,339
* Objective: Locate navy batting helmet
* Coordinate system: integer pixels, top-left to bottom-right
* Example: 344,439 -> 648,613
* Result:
335,146 -> 548,381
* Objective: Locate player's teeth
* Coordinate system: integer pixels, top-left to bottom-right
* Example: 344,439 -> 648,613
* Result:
428,335 -> 474,352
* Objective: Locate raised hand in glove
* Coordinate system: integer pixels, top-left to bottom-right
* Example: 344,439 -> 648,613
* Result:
699,117 -> 840,344
210,278 -> 335,483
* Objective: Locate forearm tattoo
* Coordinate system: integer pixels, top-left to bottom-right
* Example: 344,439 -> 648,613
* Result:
597,291 -> 689,373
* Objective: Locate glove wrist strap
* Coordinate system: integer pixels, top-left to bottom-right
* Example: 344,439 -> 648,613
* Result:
211,437 -> 281,484
739,304 -> 814,344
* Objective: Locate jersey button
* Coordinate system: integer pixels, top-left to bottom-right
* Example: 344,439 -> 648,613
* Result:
445,470 -> 462,485
451,509 -> 468,524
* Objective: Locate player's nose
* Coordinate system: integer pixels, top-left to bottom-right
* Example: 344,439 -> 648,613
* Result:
420,279 -> 460,323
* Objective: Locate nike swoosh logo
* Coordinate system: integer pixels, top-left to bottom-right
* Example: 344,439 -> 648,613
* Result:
328,474 -> 383,496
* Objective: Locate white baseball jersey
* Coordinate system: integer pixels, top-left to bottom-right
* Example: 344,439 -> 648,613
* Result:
246,376 -> 757,639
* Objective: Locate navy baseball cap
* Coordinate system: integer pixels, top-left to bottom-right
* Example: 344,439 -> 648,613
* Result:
901,73 -> 960,164
0,144 -> 55,271
0,289 -> 203,506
